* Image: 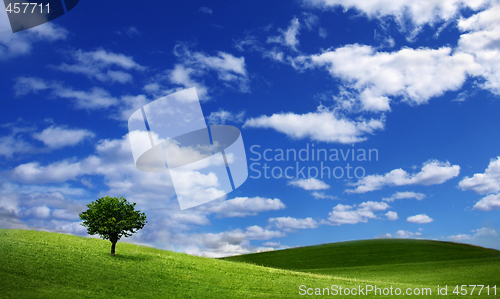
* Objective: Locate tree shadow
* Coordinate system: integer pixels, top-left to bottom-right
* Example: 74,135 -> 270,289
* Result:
112,254 -> 154,261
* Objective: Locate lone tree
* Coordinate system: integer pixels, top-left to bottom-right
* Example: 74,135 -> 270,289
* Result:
79,196 -> 147,256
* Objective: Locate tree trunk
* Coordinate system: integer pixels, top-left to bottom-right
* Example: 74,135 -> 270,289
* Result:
111,241 -> 117,256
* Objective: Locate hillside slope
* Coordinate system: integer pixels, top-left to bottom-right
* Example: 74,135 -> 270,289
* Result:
222,239 -> 500,287
0,229 -> 403,298
2,229 -> 499,298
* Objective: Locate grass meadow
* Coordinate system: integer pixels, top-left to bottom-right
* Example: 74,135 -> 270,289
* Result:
1,229 -> 499,298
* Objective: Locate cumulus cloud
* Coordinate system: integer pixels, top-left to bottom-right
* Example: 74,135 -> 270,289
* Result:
382,191 -> 426,202
407,214 -> 433,224
3,133 -> 294,257
327,201 -> 389,225
295,45 -> 479,112
244,107 -> 384,143
397,230 -> 422,238
346,160 -> 460,193
199,197 -> 286,218
33,125 -> 95,149
268,216 -> 319,232
385,211 -> 398,220
0,180 -> 88,233
473,193 -> 500,211
377,230 -> 423,238
288,178 -> 330,190
458,5 -> 500,95
302,0 -> 490,31
9,158 -> 100,184
459,157 -> 500,194
447,227 -> 498,242
172,225 -> 285,257
267,17 -> 301,51
459,157 -> 500,211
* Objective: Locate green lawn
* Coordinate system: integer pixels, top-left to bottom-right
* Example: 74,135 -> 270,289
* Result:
223,239 -> 500,297
1,229 -> 499,298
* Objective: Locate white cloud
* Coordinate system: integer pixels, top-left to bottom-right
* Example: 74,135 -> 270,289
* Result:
262,241 -> 288,249
9,157 -> 100,184
244,107 -> 384,143
459,156 -> 500,210
459,157 -> 500,194
169,213 -> 210,226
168,64 -> 209,99
347,160 -> 460,193
54,49 -> 145,83
447,227 -> 498,242
382,191 -> 426,202
2,132 -> 294,257
473,193 -> 500,211
174,225 -> 285,257
0,135 -> 34,158
23,205 -> 51,219
395,230 -> 422,238
0,180 -> 88,233
302,0 -> 490,30
376,229 -> 422,238
268,216 -> 319,232
327,201 -> 389,225
295,45 -> 480,112
407,214 -> 433,224
172,44 -> 249,93
55,86 -> 120,109
200,197 -> 286,218
311,191 -> 337,199
267,17 -> 301,51
14,77 -> 120,110
288,178 -> 330,190
33,125 -> 95,149
115,94 -> 152,122
207,110 -> 245,125
14,77 -> 50,96
199,7 -> 213,14
457,5 -> 500,95
386,211 -> 398,220
0,23 -> 67,60
376,233 -> 393,238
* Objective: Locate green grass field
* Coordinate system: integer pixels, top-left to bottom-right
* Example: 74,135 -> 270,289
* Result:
223,239 -> 500,289
1,229 -> 499,298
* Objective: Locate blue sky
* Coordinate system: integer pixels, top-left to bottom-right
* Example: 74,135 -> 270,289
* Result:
1,0 -> 500,257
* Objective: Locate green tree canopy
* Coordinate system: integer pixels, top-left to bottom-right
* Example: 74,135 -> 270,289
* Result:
79,196 -> 147,256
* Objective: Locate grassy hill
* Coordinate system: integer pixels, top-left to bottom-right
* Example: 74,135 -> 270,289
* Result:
1,229 -> 499,298
222,239 -> 500,288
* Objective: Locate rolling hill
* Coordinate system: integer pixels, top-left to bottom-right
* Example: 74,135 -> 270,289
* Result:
222,239 -> 500,288
1,229 -> 499,298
